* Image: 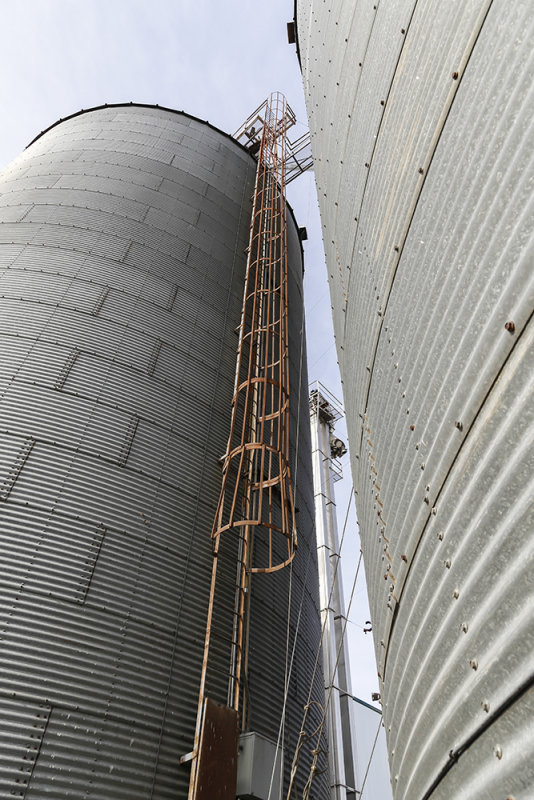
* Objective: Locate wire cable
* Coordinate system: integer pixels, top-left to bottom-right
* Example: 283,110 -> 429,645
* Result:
359,714 -> 383,800
286,488 -> 357,798
267,226 -> 308,800
301,550 -> 363,799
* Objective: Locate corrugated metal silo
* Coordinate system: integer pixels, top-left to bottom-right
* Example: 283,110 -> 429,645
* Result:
296,1 -> 534,798
0,104 -> 327,798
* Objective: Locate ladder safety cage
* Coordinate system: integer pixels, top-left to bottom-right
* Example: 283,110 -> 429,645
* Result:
188,92 -> 305,800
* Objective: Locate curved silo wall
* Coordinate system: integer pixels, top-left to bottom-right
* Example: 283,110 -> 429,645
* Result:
0,104 -> 326,798
297,2 -> 534,799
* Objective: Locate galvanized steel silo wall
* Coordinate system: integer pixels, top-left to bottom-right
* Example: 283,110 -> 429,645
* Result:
0,105 -> 326,798
297,1 -> 534,799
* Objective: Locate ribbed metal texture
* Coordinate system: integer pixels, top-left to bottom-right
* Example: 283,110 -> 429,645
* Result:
298,1 -> 534,798
0,105 -> 326,799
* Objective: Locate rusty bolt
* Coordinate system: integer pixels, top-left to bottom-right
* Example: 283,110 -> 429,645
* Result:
410,424 -> 415,431
452,71 -> 459,80
380,100 -> 385,106
401,554 -> 408,562
504,321 -> 515,333
401,28 -> 406,34
418,167 -> 424,174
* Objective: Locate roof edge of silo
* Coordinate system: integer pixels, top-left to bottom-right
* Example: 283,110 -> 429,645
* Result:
293,0 -> 302,70
25,101 -> 304,262
25,102 -> 258,158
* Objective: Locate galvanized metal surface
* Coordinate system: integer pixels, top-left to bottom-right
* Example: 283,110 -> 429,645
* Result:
0,106 -> 326,798
298,0 -> 534,798
310,386 -> 357,800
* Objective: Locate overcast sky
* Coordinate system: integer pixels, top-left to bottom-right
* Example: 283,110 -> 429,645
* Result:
0,0 -> 384,744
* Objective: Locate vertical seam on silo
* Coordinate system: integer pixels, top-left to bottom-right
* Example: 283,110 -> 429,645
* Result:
354,0 -> 495,494
383,305 -> 534,680
23,703 -> 52,794
0,438 -> 35,502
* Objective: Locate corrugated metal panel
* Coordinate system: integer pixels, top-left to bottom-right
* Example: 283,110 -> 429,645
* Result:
298,0 -> 534,798
0,104 -> 326,798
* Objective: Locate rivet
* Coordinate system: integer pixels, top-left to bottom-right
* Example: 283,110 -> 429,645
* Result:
420,462 -> 425,470
453,588 -> 459,598
461,622 -> 468,633
469,658 -> 478,670
401,554 -> 407,562
452,71 -> 459,80
481,700 -> 490,712
437,531 -> 444,541
494,744 -> 503,759
504,321 -> 515,333
418,167 -> 424,174
455,421 -> 463,431
444,559 -> 451,569
410,424 -> 415,431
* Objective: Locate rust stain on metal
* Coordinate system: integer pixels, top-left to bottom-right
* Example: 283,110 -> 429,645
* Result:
191,698 -> 239,800
505,320 -> 515,333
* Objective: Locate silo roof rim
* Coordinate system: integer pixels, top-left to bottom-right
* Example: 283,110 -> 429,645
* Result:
25,101 -> 256,158
24,100 -> 304,259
